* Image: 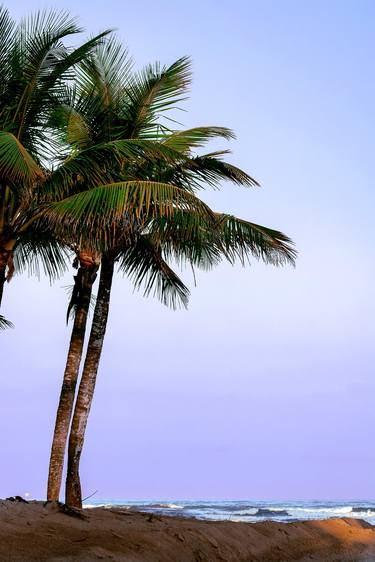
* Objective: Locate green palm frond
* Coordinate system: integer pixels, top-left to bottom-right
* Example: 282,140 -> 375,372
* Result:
0,7 -> 111,161
147,210 -> 296,269
118,235 -> 189,309
17,8 -> 80,42
12,230 -> 70,281
215,213 -> 296,266
189,152 -> 260,188
28,30 -> 112,148
11,10 -> 81,137
65,107 -> 92,148
0,7 -> 16,67
42,140 -> 191,200
0,131 -> 44,184
126,56 -> 192,138
162,126 -> 235,153
63,36 -> 133,150
45,29 -> 112,87
77,36 -> 133,99
129,145 -> 259,193
147,212 -> 223,271
44,180 -> 216,241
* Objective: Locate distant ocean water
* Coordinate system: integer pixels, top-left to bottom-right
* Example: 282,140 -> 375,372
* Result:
84,500 -> 375,524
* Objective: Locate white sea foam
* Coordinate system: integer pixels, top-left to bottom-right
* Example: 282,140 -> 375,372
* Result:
293,506 -> 353,514
84,503 -> 112,509
82,500 -> 375,525
161,503 -> 183,509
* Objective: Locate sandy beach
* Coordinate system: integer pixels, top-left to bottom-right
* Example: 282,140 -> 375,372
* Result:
1,499 -> 375,561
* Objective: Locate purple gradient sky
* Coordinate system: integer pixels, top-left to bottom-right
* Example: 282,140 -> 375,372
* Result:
1,0 -> 374,501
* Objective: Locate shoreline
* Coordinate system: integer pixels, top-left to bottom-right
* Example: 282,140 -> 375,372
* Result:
1,500 -> 375,561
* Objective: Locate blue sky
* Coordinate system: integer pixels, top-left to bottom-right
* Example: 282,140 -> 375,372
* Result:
1,0 -> 374,500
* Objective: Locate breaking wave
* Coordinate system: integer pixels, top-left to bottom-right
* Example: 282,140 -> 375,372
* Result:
83,500 -> 375,525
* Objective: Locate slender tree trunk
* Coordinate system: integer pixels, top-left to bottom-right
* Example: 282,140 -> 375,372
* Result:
47,259 -> 99,501
0,264 -> 6,307
65,254 -> 114,508
0,245 -> 13,308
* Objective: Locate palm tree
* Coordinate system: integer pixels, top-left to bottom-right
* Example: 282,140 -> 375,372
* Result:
41,41 -> 296,507
0,13 -> 192,498
45,43 -> 226,501
0,6 -> 110,310
0,9 -> 195,498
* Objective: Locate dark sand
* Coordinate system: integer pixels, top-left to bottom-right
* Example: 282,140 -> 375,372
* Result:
1,500 -> 375,561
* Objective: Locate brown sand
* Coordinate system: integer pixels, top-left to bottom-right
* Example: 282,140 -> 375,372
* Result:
1,500 -> 375,561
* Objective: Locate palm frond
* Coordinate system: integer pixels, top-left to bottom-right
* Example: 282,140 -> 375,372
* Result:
77,36 -> 133,99
46,29 -> 112,87
216,213 -> 297,266
129,145 -> 259,194
12,10 -> 81,134
65,107 -> 92,148
12,229 -> 70,281
147,210 -> 296,269
0,315 -> 14,329
118,235 -> 189,309
189,153 -> 260,188
0,7 -> 16,68
126,56 -> 192,138
42,140 -> 190,200
28,30 -> 113,140
162,126 -> 235,153
0,131 -> 44,184
147,212 -> 223,271
43,180 -> 216,244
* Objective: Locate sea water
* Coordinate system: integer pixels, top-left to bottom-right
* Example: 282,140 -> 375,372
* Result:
84,499 -> 375,524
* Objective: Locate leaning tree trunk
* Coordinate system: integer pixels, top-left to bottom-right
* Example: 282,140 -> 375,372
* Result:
47,254 -> 99,501
0,245 -> 14,308
0,264 -> 6,307
65,254 -> 114,508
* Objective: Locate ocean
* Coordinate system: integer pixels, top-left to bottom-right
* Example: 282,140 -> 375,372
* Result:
84,499 -> 375,524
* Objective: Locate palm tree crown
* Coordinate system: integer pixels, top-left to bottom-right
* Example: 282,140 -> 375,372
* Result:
0,7 -> 110,312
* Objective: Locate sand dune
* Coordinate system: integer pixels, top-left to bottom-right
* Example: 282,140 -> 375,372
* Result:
1,499 -> 375,561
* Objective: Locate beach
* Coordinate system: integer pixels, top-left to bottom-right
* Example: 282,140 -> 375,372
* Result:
1,499 -> 375,561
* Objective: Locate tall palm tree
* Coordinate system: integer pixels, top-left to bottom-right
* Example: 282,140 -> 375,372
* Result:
0,6 -> 110,310
41,41 -> 296,507
45,43 -> 226,501
0,14 -> 201,498
0,9 -> 203,499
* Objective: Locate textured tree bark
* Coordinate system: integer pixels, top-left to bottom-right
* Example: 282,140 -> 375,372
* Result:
47,259 -> 99,501
65,254 -> 114,508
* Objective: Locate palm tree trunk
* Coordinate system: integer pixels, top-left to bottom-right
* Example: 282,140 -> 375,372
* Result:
0,264 -> 6,307
65,254 -> 114,508
0,241 -> 16,307
47,260 -> 99,501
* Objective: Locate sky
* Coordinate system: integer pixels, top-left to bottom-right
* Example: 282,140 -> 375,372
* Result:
1,0 -> 375,501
